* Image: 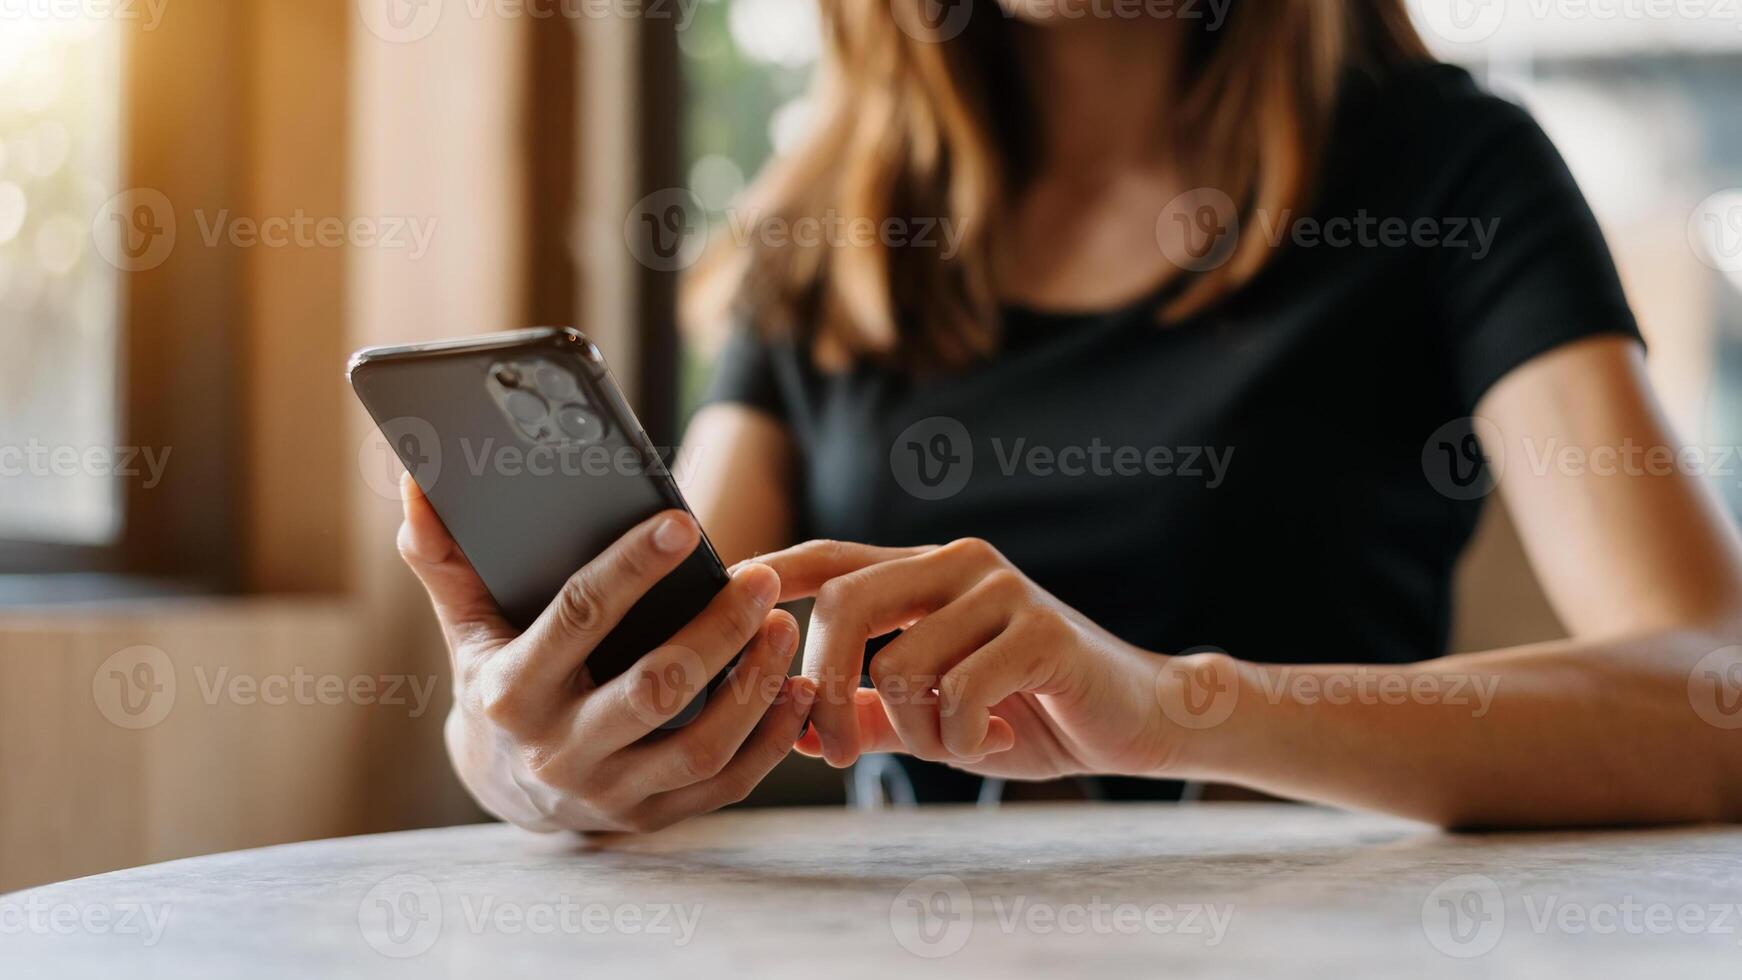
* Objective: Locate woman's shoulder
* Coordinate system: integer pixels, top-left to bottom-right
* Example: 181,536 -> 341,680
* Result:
1328,60 -> 1558,202
1342,59 -> 1537,137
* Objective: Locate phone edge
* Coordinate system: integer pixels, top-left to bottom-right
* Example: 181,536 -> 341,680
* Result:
347,327 -> 732,587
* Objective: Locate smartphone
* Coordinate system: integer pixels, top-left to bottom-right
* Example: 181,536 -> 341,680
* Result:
348,327 -> 730,695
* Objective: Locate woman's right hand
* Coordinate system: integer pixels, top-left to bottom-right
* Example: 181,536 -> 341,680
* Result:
396,473 -> 815,834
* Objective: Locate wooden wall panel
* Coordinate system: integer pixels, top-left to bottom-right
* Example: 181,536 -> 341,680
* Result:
243,0 -> 351,592
0,602 -> 371,890
121,0 -> 246,585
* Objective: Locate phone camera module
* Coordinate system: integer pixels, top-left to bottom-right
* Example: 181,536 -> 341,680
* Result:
506,389 -> 549,424
488,359 -> 594,446
554,404 -> 606,445
533,364 -> 579,401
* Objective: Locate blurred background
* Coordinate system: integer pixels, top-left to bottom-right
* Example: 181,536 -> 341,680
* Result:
2,0 -> 1740,891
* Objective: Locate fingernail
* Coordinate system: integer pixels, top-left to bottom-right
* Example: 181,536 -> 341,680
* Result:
769,618 -> 797,654
653,516 -> 691,554
740,565 -> 779,609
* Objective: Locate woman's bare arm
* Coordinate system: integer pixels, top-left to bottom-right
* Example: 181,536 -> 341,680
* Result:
679,404 -> 797,565
1168,336 -> 1742,827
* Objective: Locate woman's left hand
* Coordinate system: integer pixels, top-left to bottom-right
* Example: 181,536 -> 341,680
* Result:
743,538 -> 1179,780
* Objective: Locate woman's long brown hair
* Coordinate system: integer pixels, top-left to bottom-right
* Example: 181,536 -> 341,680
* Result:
683,0 -> 1431,371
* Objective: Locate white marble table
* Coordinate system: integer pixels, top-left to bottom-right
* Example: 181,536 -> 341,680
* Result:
4,803 -> 1740,978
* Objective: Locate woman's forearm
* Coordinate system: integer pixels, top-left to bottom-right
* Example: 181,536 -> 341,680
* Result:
1162,620 -> 1742,828
678,405 -> 796,565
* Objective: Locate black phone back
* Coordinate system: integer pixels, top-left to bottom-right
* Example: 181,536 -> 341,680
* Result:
348,328 -> 729,688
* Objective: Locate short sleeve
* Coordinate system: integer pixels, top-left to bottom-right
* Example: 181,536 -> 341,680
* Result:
1433,100 -> 1643,410
700,324 -> 788,420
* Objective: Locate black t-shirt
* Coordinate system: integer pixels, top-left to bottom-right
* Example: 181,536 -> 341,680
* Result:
701,63 -> 1641,796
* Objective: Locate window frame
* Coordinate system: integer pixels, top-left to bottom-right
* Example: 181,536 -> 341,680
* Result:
0,4 -> 246,591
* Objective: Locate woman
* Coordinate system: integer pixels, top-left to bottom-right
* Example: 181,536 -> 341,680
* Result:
400,0 -> 1742,833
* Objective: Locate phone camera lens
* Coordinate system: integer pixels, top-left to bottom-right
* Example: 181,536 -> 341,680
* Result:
555,404 -> 605,444
506,390 -> 548,423
534,364 -> 579,401
494,367 -> 521,388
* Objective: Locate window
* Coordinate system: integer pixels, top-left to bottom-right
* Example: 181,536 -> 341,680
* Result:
0,17 -> 123,545
677,0 -> 818,412
1,7 -> 246,589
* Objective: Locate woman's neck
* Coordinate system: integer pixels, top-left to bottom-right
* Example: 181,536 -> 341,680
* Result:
1014,18 -> 1186,179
